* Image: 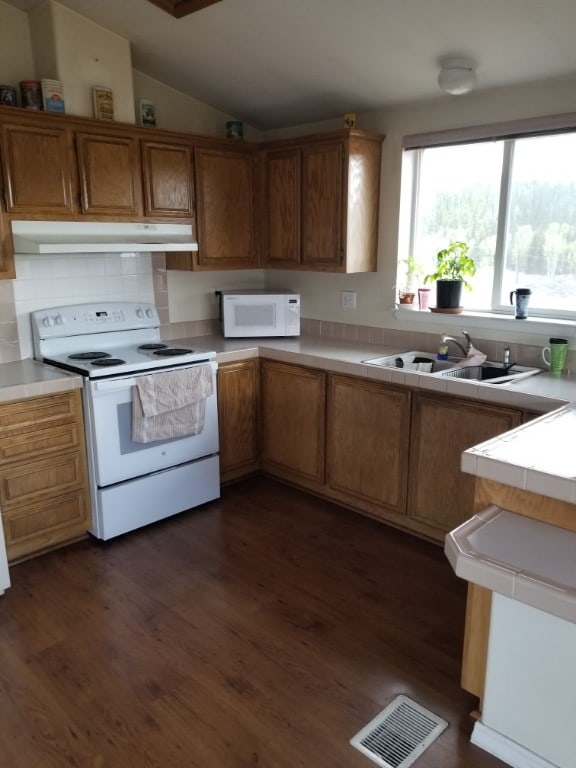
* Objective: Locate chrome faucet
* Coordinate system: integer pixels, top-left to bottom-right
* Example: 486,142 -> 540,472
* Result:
441,330 -> 473,358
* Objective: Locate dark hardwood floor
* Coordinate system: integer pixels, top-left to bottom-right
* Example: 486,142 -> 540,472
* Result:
0,477 -> 507,767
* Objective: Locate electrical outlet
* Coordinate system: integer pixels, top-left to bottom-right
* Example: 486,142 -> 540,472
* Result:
211,289 -> 221,305
341,291 -> 357,310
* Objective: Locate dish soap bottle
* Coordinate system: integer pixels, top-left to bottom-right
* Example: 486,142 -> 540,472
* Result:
437,342 -> 449,360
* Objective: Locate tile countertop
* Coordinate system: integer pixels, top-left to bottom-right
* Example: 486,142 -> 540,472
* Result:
2,336 -> 574,505
175,333 -> 576,412
461,403 -> 576,505
0,359 -> 83,403
174,333 -> 576,505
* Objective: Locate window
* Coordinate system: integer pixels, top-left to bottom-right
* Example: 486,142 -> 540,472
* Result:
401,130 -> 576,318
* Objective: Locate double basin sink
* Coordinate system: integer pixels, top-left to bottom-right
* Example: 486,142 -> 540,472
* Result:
362,351 -> 543,385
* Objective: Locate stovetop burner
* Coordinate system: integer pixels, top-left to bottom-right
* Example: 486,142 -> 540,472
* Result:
138,343 -> 168,351
69,351 -> 111,360
91,357 -> 126,367
153,347 -> 193,357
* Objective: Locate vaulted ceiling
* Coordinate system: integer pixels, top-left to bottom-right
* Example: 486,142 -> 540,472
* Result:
5,0 -> 576,129
145,0 -> 222,19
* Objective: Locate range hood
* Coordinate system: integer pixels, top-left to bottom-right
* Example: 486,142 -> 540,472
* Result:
11,220 -> 198,254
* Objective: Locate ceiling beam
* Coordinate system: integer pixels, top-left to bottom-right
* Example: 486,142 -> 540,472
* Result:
146,0 -> 223,18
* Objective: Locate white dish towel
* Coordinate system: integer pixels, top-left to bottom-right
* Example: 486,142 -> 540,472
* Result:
132,364 -> 213,443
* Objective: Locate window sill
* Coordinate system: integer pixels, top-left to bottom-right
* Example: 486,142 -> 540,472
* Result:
393,306 -> 576,341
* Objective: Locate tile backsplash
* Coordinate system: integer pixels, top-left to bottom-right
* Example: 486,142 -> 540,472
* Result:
13,252 -> 157,359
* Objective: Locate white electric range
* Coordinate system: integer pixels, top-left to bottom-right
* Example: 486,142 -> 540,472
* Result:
31,302 -> 220,540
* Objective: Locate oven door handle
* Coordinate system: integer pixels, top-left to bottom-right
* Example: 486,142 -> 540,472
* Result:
93,377 -> 140,391
91,362 -> 217,392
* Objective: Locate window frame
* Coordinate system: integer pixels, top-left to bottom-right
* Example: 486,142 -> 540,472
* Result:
401,112 -> 576,323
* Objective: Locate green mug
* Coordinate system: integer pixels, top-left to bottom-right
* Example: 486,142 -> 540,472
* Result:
542,337 -> 568,373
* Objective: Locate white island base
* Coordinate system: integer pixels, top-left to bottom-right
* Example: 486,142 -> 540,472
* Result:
445,507 -> 576,768
472,593 -> 576,768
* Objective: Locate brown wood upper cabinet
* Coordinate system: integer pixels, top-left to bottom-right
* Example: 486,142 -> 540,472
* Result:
193,144 -> 258,269
141,139 -> 194,218
262,129 -> 383,272
75,129 -> 143,217
0,120 -> 75,216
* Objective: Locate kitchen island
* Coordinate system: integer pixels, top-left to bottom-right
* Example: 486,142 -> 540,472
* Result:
446,404 -> 576,768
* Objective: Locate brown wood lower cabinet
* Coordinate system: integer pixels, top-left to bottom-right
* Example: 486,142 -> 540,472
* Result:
222,360 -> 529,543
217,359 -> 260,483
407,392 -> 522,540
260,359 -> 326,489
0,390 -> 92,561
326,374 -> 410,520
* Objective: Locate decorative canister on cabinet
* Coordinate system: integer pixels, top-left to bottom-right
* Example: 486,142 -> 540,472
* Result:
0,85 -> 17,107
20,80 -> 42,110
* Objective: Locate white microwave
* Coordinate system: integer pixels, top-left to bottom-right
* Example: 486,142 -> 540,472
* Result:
220,290 -> 300,338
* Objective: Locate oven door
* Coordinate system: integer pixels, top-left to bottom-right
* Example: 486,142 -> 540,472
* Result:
84,362 -> 219,487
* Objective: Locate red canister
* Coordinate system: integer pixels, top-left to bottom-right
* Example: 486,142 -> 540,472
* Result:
20,80 -> 42,110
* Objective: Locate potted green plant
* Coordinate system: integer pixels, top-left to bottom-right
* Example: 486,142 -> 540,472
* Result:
398,255 -> 422,306
424,241 -> 476,309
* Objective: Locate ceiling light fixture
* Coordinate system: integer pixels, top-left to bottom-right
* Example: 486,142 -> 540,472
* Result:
437,57 -> 477,96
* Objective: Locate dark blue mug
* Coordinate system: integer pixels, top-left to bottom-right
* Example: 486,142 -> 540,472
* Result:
510,288 -> 531,319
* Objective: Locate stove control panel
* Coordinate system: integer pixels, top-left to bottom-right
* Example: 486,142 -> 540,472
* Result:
32,302 -> 160,340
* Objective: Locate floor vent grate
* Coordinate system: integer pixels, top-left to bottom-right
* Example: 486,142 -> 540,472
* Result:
350,695 -> 448,768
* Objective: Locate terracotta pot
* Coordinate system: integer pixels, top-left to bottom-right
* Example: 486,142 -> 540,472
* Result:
399,291 -> 416,305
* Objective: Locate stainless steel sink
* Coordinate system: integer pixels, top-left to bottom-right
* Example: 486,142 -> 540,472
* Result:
435,362 -> 543,385
362,350 -> 543,385
362,351 -> 458,373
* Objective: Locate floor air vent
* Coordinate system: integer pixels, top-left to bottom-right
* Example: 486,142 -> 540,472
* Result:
350,695 -> 448,768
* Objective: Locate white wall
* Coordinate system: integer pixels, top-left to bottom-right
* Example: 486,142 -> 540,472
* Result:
263,76 -> 576,346
29,0 -> 135,122
132,70 -> 261,141
0,0 -> 35,83
3,0 -> 576,349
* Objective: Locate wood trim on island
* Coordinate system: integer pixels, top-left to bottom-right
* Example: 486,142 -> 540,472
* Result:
460,476 -> 576,708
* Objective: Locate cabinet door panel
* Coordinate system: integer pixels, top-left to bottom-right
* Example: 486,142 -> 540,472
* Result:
3,490 -> 90,562
218,360 -> 259,482
408,393 -> 521,537
260,360 -> 325,485
1,123 -> 74,214
264,149 -> 300,266
194,147 -> 256,268
327,375 -> 410,516
142,140 -> 193,217
76,132 -> 142,216
301,142 -> 343,267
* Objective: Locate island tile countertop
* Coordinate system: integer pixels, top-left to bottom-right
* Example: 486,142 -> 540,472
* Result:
461,403 -> 576,504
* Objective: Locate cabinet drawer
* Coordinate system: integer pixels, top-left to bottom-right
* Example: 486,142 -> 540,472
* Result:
3,490 -> 90,561
0,393 -> 78,435
0,451 -> 86,507
0,422 -> 80,464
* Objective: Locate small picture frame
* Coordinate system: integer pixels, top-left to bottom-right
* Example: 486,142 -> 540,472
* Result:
92,86 -> 114,121
139,100 -> 156,128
